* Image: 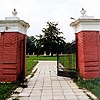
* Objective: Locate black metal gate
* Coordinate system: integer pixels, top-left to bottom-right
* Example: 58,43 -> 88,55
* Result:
57,40 -> 78,79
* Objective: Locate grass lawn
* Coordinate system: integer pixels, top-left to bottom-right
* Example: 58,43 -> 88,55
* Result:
26,55 -> 57,61
76,77 -> 100,99
26,57 -> 38,76
0,83 -> 18,100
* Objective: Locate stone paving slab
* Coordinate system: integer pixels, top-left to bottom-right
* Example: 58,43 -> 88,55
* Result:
7,61 -> 97,100
18,93 -> 30,97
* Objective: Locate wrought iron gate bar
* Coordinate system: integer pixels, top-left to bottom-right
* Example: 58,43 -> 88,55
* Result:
57,42 -> 78,79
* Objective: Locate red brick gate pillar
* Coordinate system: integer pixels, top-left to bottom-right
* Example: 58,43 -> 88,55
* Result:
0,9 -> 30,82
70,9 -> 100,79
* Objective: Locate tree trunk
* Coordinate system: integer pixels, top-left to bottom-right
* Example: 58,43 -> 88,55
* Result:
51,51 -> 53,56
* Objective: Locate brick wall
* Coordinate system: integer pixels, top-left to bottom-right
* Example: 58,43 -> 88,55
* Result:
0,32 -> 26,82
76,31 -> 100,79
0,36 -> 3,81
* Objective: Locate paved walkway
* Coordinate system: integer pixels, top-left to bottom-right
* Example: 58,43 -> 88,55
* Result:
8,61 -> 95,100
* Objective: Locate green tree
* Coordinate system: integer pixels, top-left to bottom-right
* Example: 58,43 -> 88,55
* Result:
36,22 -> 65,56
65,40 -> 76,54
26,36 -> 36,55
35,34 -> 44,56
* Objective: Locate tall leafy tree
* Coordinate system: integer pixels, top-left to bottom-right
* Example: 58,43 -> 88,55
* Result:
35,34 -> 44,56
37,22 -> 65,56
26,36 -> 36,55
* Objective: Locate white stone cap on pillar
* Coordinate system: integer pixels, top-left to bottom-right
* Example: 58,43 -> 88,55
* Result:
5,17 -> 20,20
0,9 -> 30,34
70,8 -> 100,33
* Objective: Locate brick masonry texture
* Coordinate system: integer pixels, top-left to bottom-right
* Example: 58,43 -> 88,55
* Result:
0,32 -> 26,82
76,31 -> 100,79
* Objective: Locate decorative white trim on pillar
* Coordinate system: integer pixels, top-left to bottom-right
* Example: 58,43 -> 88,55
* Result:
0,20 -> 29,34
70,18 -> 100,33
70,8 -> 100,33
0,9 -> 30,34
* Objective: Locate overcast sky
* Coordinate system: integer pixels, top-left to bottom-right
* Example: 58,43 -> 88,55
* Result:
0,0 -> 100,42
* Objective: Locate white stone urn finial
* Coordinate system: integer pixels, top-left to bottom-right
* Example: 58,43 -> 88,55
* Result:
12,9 -> 17,16
80,8 -> 86,16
